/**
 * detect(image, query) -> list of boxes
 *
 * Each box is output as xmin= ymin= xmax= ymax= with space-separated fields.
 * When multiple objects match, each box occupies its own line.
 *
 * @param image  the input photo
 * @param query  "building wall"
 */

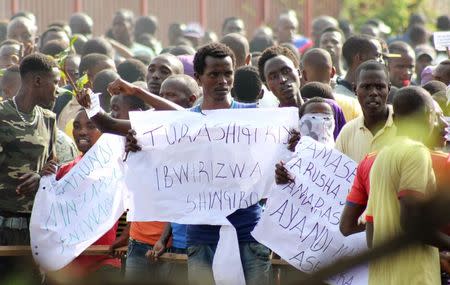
xmin=0 ymin=0 xmax=342 ymax=45
xmin=0 ymin=0 xmax=448 ymax=46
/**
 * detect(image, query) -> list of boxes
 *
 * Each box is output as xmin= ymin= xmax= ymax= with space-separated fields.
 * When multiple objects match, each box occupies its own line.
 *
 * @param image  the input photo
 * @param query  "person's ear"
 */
xmin=188 ymin=95 xmax=197 ymax=104
xmin=11 ymin=55 xmax=19 ymax=65
xmin=34 ymin=74 xmax=41 ymax=87
xmin=194 ymin=72 xmax=202 ymax=86
xmin=245 ymin=54 xmax=251 ymax=66
xmin=330 ymin=66 xmax=336 ymax=79
xmin=301 ymin=69 xmax=308 ymax=82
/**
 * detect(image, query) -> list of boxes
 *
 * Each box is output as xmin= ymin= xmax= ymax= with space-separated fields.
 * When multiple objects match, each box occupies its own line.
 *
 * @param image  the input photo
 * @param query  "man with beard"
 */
xmin=0 ymin=53 xmax=59 ymax=278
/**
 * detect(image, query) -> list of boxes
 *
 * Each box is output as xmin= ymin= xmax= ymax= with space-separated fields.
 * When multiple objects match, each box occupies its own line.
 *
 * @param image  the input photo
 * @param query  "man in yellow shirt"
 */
xmin=366 ymin=86 xmax=446 ymax=284
xmin=335 ymin=60 xmax=396 ymax=162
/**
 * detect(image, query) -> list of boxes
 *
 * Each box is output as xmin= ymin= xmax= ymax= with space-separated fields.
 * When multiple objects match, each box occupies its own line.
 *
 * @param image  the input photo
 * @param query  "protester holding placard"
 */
xmin=186 ymin=42 xmax=271 ymax=285
xmin=41 ymin=109 xmax=121 ymax=278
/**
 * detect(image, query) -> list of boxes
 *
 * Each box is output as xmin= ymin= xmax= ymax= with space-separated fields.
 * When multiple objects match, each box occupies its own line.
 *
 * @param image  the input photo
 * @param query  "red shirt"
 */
xmin=57 ymin=155 xmax=121 ymax=276
xmin=346 ymin=151 xmax=450 ymax=206
xmin=346 ymin=151 xmax=450 ymax=232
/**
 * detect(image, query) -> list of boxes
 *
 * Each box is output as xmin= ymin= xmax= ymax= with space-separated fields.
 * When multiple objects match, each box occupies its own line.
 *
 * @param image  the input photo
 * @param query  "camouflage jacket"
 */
xmin=0 ymin=99 xmax=56 ymax=213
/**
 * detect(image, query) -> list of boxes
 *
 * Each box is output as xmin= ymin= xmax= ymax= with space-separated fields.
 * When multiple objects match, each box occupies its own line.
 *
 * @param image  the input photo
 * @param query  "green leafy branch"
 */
xmin=53 ymin=35 xmax=88 ymax=96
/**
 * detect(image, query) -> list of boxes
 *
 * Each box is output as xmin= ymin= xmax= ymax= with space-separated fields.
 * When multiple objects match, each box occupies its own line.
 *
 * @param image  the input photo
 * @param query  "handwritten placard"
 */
xmin=252 ymin=136 xmax=368 ymax=285
xmin=30 ymin=134 xmax=127 ymax=271
xmin=125 ymin=108 xmax=298 ymax=224
xmin=434 ymin=31 xmax=450 ymax=51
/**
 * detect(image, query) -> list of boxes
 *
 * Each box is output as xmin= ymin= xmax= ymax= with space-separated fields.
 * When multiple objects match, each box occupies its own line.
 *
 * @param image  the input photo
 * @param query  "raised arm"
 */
xmin=107 ymin=78 xmax=185 ymax=111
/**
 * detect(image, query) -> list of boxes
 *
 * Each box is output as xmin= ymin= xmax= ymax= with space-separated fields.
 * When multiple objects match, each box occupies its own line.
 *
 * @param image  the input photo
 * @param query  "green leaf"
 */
xmin=69 ymin=35 xmax=78 ymax=48
xmin=0 ymin=69 xmax=5 ymax=77
xmin=76 ymin=74 xmax=88 ymax=91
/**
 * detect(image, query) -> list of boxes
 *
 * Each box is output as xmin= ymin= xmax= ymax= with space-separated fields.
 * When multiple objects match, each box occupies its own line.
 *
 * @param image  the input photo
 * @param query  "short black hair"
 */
xmin=355 ymin=60 xmax=389 ymax=84
xmin=388 ymin=41 xmax=414 ymax=55
xmin=117 ymin=58 xmax=148 ymax=83
xmin=41 ymin=39 xmax=69 ymax=57
xmin=249 ymin=34 xmax=275 ymax=53
xmin=162 ymin=74 xmax=200 ymax=98
xmin=222 ymin=17 xmax=242 ymax=33
xmin=82 ymin=37 xmax=114 ymax=58
xmin=220 ymin=33 xmax=250 ymax=66
xmin=393 ymin=86 xmax=431 ymax=118
xmin=342 ymin=35 xmax=378 ymax=67
xmin=135 ymin=15 xmax=158 ymax=37
xmin=437 ymin=15 xmax=450 ymax=31
xmin=93 ymin=69 xmax=120 ymax=112
xmin=10 ymin=11 xmax=35 ymax=22
xmin=258 ymin=45 xmax=299 ymax=83
xmin=169 ymin=45 xmax=196 ymax=56
xmin=300 ymin=82 xmax=335 ymax=100
xmin=321 ymin=26 xmax=345 ymax=39
xmin=299 ymin=97 xmax=332 ymax=118
xmin=0 ymin=39 xmax=20 ymax=47
xmin=115 ymin=9 xmax=134 ymax=23
xmin=422 ymin=80 xmax=447 ymax=96
xmin=232 ymin=65 xmax=262 ymax=103
xmin=79 ymin=53 xmax=112 ymax=75
xmin=117 ymin=94 xmax=148 ymax=111
xmin=193 ymin=42 xmax=235 ymax=75
xmin=19 ymin=53 xmax=58 ymax=78
xmin=40 ymin=26 xmax=68 ymax=48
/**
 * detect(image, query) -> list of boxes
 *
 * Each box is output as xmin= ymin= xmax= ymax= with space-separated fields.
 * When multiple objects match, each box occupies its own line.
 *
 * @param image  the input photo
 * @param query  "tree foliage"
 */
xmin=341 ymin=0 xmax=426 ymax=34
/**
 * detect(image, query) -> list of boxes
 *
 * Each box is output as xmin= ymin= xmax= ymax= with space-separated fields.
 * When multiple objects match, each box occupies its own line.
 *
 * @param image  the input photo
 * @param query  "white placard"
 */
xmin=252 ymin=136 xmax=369 ymax=285
xmin=125 ymin=107 xmax=298 ymax=285
xmin=433 ymin=31 xmax=450 ymax=51
xmin=125 ymin=107 xmax=298 ymax=223
xmin=30 ymin=134 xmax=127 ymax=271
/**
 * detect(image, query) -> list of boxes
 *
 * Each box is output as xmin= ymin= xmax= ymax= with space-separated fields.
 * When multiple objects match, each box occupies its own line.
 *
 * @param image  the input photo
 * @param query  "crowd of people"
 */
xmin=1 ymin=6 xmax=450 ymax=285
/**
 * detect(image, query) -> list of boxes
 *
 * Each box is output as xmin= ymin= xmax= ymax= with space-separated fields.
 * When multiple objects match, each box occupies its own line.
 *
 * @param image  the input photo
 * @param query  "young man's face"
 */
xmin=196 ymin=55 xmax=234 ymax=101
xmin=356 ymin=69 xmax=389 ymax=119
xmin=110 ymin=95 xmax=131 ymax=120
xmin=160 ymin=80 xmax=194 ymax=108
xmin=264 ymin=55 xmax=301 ymax=107
xmin=277 ymin=18 xmax=297 ymax=43
xmin=388 ymin=52 xmax=415 ymax=87
xmin=37 ymin=67 xmax=61 ymax=110
xmin=72 ymin=110 xmax=102 ymax=154
xmin=358 ymin=39 xmax=384 ymax=66
xmin=7 ymin=20 xmax=36 ymax=45
xmin=415 ymin=55 xmax=432 ymax=81
xmin=112 ymin=14 xmax=132 ymax=45
xmin=320 ymin=31 xmax=343 ymax=62
xmin=146 ymin=56 xmax=178 ymax=95
xmin=86 ymin=60 xmax=116 ymax=88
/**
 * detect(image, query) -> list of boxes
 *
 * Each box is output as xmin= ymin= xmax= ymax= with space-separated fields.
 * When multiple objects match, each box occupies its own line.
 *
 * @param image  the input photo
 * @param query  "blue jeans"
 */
xmin=125 ymin=239 xmax=171 ymax=281
xmin=187 ymin=242 xmax=272 ymax=285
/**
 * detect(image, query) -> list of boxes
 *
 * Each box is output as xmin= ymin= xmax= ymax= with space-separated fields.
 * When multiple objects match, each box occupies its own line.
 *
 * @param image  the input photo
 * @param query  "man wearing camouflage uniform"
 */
xmin=0 ymin=53 xmax=59 ymax=275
